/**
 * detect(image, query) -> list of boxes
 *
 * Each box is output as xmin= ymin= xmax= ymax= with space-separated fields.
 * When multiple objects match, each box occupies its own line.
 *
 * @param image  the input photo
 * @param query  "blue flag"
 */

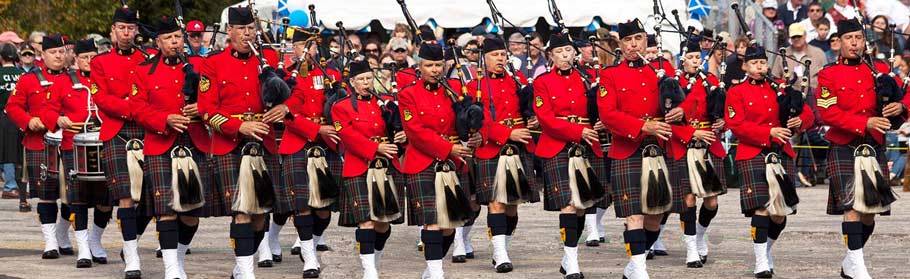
xmin=688 ymin=0 xmax=710 ymax=20
xmin=278 ymin=0 xmax=289 ymax=16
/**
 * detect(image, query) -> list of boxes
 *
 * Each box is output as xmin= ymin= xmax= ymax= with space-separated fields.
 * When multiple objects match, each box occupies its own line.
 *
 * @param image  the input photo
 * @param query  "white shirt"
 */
xmin=799 ymin=14 xmax=838 ymax=42
xmin=832 ymin=4 xmax=858 ymax=20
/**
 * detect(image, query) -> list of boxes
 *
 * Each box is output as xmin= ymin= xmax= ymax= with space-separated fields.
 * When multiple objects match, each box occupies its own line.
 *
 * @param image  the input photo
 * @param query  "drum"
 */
xmin=73 ymin=132 xmax=104 ymax=181
xmin=42 ymin=131 xmax=63 ymax=179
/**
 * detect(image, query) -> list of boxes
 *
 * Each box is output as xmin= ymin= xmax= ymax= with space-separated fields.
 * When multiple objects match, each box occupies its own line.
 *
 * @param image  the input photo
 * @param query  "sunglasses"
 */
xmin=189 ymin=33 xmax=203 ymax=38
xmin=393 ymin=48 xmax=407 ymax=53
xmin=20 ymin=52 xmax=35 ymax=57
xmin=365 ymin=48 xmax=380 ymax=53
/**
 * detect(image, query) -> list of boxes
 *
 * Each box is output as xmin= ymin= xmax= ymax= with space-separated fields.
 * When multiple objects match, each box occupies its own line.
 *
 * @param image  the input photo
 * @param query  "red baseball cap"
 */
xmin=186 ymin=20 xmax=205 ymax=32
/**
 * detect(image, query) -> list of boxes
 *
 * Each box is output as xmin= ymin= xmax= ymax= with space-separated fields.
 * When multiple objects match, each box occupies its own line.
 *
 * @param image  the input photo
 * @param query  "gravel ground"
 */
xmin=0 ymin=186 xmax=908 ymax=278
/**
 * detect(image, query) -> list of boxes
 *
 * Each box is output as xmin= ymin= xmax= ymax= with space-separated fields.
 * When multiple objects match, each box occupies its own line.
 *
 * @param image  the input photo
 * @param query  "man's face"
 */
xmin=790 ymin=35 xmax=806 ymax=50
xmin=549 ymin=45 xmax=576 ymax=70
xmin=76 ymin=51 xmax=97 ymax=71
xmin=830 ymin=37 xmax=841 ymax=51
xmin=157 ymin=30 xmax=184 ymax=57
xmin=484 ymin=49 xmax=507 ymax=74
xmin=227 ymin=23 xmax=256 ymax=52
xmin=744 ymin=58 xmax=768 ymax=78
xmin=111 ymin=22 xmax=137 ymax=49
xmin=621 ymin=33 xmax=646 ymax=61
xmin=29 ymin=36 xmax=43 ymax=53
xmin=808 ymin=4 xmax=824 ymax=20
xmin=20 ymin=51 xmax=35 ymax=64
xmin=292 ymin=41 xmax=317 ymax=62
xmin=509 ymin=41 xmax=525 ymax=55
xmin=529 ymin=38 xmax=542 ymax=57
xmin=188 ymin=31 xmax=204 ymax=48
xmin=42 ymin=46 xmax=66 ymax=70
xmin=817 ymin=24 xmax=830 ymax=39
xmin=390 ymin=47 xmax=408 ymax=62
xmin=840 ymin=31 xmax=864 ymax=59
xmin=579 ymin=45 xmax=594 ymax=63
xmin=763 ymin=8 xmax=777 ymax=19
xmin=419 ymin=59 xmax=444 ymax=83
xmin=345 ymin=35 xmax=362 ymax=54
xmin=683 ymin=52 xmax=702 ymax=73
xmin=329 ymin=41 xmax=341 ymax=58
xmin=464 ymin=43 xmax=479 ymax=62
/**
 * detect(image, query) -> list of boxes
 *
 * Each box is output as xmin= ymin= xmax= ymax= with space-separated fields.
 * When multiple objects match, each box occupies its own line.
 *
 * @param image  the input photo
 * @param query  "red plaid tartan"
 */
xmin=207 ymin=143 xmax=292 ymax=217
xmin=404 ymin=163 xmax=470 ymax=226
xmin=337 ymin=170 xmax=406 ymax=227
xmin=540 ymin=146 xmax=610 ymax=212
xmin=282 ymin=144 xmax=343 ymax=212
xmin=145 ymin=138 xmax=209 ymax=217
xmin=826 ymin=144 xmax=889 ymax=215
xmin=102 ymin=121 xmax=144 ymax=201
xmin=26 ymin=149 xmax=60 ymax=200
xmin=736 ymin=152 xmax=796 ymax=217
xmin=475 ymin=149 xmax=540 ymax=205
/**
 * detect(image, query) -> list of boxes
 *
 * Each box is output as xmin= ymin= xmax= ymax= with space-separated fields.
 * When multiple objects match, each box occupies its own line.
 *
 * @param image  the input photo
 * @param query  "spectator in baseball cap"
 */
xmin=18 ymin=44 xmax=38 ymax=72
xmin=0 ymin=31 xmax=24 ymax=45
xmin=185 ymin=20 xmax=209 ymax=56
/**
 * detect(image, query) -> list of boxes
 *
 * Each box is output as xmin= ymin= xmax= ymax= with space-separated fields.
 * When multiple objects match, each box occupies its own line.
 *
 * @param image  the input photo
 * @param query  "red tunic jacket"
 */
xmin=725 ymin=78 xmax=815 ymax=160
xmin=131 ymin=56 xmax=211 ymax=156
xmin=467 ymin=72 xmax=535 ymax=159
xmin=532 ymin=67 xmax=602 ymax=159
xmin=6 ymin=68 xmax=66 ymax=151
xmin=197 ymin=47 xmax=279 ymax=155
xmin=395 ymin=67 xmax=418 ymax=91
xmin=40 ymin=71 xmax=93 ymax=150
xmin=816 ymin=60 xmax=910 ymax=145
xmin=331 ymin=95 xmax=402 ymax=177
xmin=91 ymin=47 xmax=154 ymax=141
xmin=398 ymin=79 xmax=463 ymax=174
xmin=278 ymin=66 xmax=342 ymax=155
xmin=598 ymin=60 xmax=676 ymax=160
xmin=667 ymin=72 xmax=727 ymax=160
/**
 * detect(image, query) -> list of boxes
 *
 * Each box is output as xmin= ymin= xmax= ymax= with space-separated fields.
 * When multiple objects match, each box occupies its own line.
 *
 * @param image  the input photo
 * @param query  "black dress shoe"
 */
xmin=273 ymin=254 xmax=282 ymax=263
xmin=416 ymin=242 xmax=424 ymax=252
xmin=598 ymin=237 xmax=605 ymax=243
xmin=291 ymin=247 xmax=301 ymax=255
xmin=316 ymin=244 xmax=330 ymax=251
xmin=185 ymin=248 xmax=191 ymax=255
xmin=92 ymin=256 xmax=108 ymax=264
xmin=258 ymin=260 xmax=274 ymax=268
xmin=840 ymin=268 xmax=852 ymax=279
xmin=652 ymin=249 xmax=668 ymax=256
xmin=559 ymin=267 xmax=584 ymax=278
xmin=452 ymin=255 xmax=466 ymax=263
xmin=42 ymin=250 xmax=60 ymax=259
xmin=646 ymin=250 xmax=655 ymax=260
xmin=686 ymin=261 xmax=703 ymax=268
xmin=565 ymin=273 xmax=583 ymax=279
xmin=700 ymin=255 xmax=708 ymax=264
xmin=465 ymin=252 xmax=474 ymax=259
xmin=302 ymin=268 xmax=320 ymax=278
xmin=493 ymin=261 xmax=513 ymax=273
xmin=156 ymin=249 xmax=162 ymax=258
xmin=585 ymin=240 xmax=600 ymax=247
xmin=119 ymin=250 xmax=124 ymax=261
xmin=77 ymin=258 xmax=92 ymax=268
xmin=754 ymin=270 xmax=773 ymax=278
xmin=124 ymin=270 xmax=142 ymax=279
xmin=59 ymin=247 xmax=74 ymax=255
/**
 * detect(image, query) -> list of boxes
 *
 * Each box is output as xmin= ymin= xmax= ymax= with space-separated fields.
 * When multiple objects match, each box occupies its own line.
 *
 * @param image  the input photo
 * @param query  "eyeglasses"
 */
xmin=365 ymin=48 xmax=380 ymax=54
xmin=189 ymin=33 xmax=203 ymax=38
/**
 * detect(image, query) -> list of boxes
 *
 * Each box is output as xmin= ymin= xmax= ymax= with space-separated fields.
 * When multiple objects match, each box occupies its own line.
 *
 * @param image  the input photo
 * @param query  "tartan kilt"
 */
xmin=737 ymin=152 xmax=796 ymax=217
xmin=475 ymin=149 xmax=541 ymax=205
xmin=669 ymin=153 xmax=729 ymax=213
xmin=826 ymin=144 xmax=889 ymax=215
xmin=206 ymin=142 xmax=293 ymax=217
xmin=282 ymin=143 xmax=343 ymax=212
xmin=145 ymin=137 xmax=209 ymax=217
xmin=405 ymin=163 xmax=471 ymax=226
xmin=62 ymin=150 xmax=111 ymax=206
xmin=541 ymin=146 xmax=611 ymax=212
xmin=26 ymin=149 xmax=60 ymax=200
xmin=337 ymin=169 xmax=406 ymax=227
xmin=102 ymin=121 xmax=144 ymax=201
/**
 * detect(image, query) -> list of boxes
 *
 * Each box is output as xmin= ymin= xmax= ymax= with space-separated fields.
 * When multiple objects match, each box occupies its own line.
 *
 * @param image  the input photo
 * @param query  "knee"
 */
xmin=118 ymin=198 xmax=133 ymax=208
xmin=843 ymin=210 xmax=862 ymax=222
xmin=158 ymin=215 xmax=177 ymax=222
xmin=685 ymin=194 xmax=696 ymax=207
xmin=643 ymin=215 xmax=662 ymax=229
xmin=95 ymin=206 xmax=112 ymax=212
xmin=315 ymin=210 xmax=329 ymax=218
xmin=359 ymin=221 xmax=375 ymax=230
xmin=770 ymin=215 xmax=786 ymax=224
xmin=860 ymin=214 xmax=875 ymax=225
xmin=297 ymin=208 xmax=311 ymax=216
xmin=179 ymin=215 xmax=199 ymax=226
xmin=251 ymin=215 xmax=266 ymax=230
xmin=506 ymin=205 xmax=518 ymax=216
xmin=703 ymin=197 xmax=718 ymax=209
xmin=626 ymin=215 xmax=645 ymax=229
xmin=559 ymin=206 xmax=577 ymax=215
xmin=234 ymin=213 xmax=252 ymax=224
xmin=488 ymin=202 xmax=506 ymax=213
xmin=374 ymin=222 xmax=390 ymax=233
xmin=425 ymin=224 xmax=440 ymax=231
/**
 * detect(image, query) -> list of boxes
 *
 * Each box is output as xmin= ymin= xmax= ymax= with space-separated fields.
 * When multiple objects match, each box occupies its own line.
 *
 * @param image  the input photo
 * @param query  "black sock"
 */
xmin=681 ymin=206 xmax=697 ymax=236
xmin=698 ymin=204 xmax=718 ymax=228
xmin=645 ymin=228 xmax=661 ymax=248
xmin=37 ymin=203 xmax=58 ymax=224
xmin=230 ymin=222 xmax=256 ymax=257
xmin=488 ymin=213 xmax=508 ymax=236
xmin=253 ymin=230 xmax=266 ymax=253
xmin=294 ymin=214 xmax=314 ymax=241
xmin=177 ymin=219 xmax=198 ymax=246
xmin=136 ymin=215 xmax=153 ymax=236
xmin=422 ymin=230 xmax=444 ymax=261
xmin=862 ymin=222 xmax=875 ymax=247
xmin=356 ymin=229 xmax=376 ymax=254
xmin=751 ymin=215 xmax=770 ymax=244
xmin=576 ymin=214 xmax=586 ymax=240
xmin=375 ymin=227 xmax=391 ymax=251
xmin=442 ymin=232 xmax=456 ymax=256
xmin=117 ymin=207 xmax=138 ymax=241
xmin=93 ymin=208 xmax=112 ymax=228
xmin=505 ymin=215 xmax=518 ymax=236
xmin=273 ymin=212 xmax=290 ymax=226
xmin=60 ymin=203 xmax=71 ymax=221
xmin=624 ymin=229 xmax=647 ymax=256
xmin=842 ymin=222 xmax=864 ymax=250
xmin=71 ymin=205 xmax=89 ymax=231
xmin=313 ymin=213 xmax=331 ymax=238
xmin=768 ymin=217 xmax=787 ymax=241
xmin=559 ymin=214 xmax=579 ymax=247
xmin=157 ymin=220 xmax=179 ymax=250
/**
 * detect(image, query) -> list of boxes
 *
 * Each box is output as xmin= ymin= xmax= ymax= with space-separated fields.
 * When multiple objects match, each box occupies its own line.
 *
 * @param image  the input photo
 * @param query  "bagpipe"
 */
xmin=484 ymin=0 xmax=538 ymax=119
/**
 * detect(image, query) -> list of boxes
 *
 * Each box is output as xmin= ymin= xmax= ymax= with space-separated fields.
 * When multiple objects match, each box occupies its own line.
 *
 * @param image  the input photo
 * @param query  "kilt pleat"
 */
xmin=668 ymin=158 xmax=693 ymax=213
xmin=405 ymin=163 xmax=470 ymax=226
xmin=145 ymin=136 xmax=209 ymax=217
xmin=337 ymin=169 xmax=406 ymax=227
xmin=283 ymin=143 xmax=343 ymax=212
xmin=826 ymin=144 xmax=889 ymax=215
xmin=541 ymin=146 xmax=610 ymax=212
xmin=206 ymin=142 xmax=292 ymax=217
xmin=62 ymin=150 xmax=111 ymax=206
xmin=611 ymin=155 xmax=644 ymax=218
xmin=475 ymin=149 xmax=540 ymax=205
xmin=737 ymin=152 xmax=796 ymax=217
xmin=26 ymin=149 xmax=60 ymax=200
xmin=103 ymin=121 xmax=144 ymax=201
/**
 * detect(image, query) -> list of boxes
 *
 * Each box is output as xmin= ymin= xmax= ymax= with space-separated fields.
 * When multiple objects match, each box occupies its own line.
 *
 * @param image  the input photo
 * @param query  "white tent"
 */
xmin=222 ymin=0 xmax=690 ymax=52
